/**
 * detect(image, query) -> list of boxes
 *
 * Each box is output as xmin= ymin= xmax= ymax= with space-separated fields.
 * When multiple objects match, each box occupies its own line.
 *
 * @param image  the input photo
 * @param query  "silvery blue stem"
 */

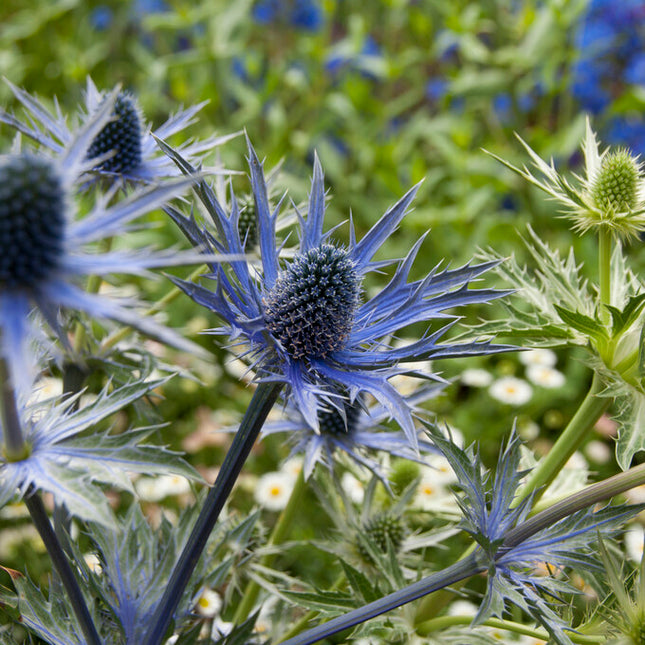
xmin=143 ymin=381 xmax=283 ymax=645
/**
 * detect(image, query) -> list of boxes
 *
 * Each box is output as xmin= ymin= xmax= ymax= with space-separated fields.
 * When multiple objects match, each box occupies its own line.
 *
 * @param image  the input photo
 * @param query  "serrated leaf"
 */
xmin=553 ymin=305 xmax=608 ymax=343
xmin=340 ymin=560 xmax=381 ymax=605
xmin=605 ymin=293 xmax=645 ymax=337
xmin=613 ymin=388 xmax=645 ymax=470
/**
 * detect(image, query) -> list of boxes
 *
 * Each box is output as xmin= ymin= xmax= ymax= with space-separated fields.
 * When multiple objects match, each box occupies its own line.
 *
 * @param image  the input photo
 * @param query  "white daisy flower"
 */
xmin=195 ymin=587 xmax=223 ymax=618
xmin=341 ymin=471 xmax=365 ymax=504
xmin=489 ymin=376 xmax=533 ymax=405
xmin=460 ymin=367 xmax=493 ymax=387
xmin=255 ymin=471 xmax=295 ymax=511
xmin=518 ymin=348 xmax=557 ymax=367
xmin=625 ymin=524 xmax=645 ymax=564
xmin=526 ymin=364 xmax=565 ymax=389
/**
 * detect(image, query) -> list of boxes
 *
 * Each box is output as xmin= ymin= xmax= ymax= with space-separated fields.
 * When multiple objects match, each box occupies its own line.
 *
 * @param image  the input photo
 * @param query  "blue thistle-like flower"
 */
xmin=0 ymin=77 xmax=238 ymax=186
xmin=0 ymin=90 xmax=209 ymax=390
xmin=165 ymin=139 xmax=509 ymax=450
xmin=262 ymin=384 xmax=443 ymax=479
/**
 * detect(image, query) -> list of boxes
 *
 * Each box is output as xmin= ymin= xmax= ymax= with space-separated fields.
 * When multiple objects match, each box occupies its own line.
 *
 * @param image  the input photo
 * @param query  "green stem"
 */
xmin=24 ymin=491 xmax=102 ymax=645
xmin=416 ymin=615 xmax=603 ymax=643
xmin=143 ymin=381 xmax=283 ymax=645
xmin=598 ymin=228 xmax=612 ymax=326
xmin=515 ymin=372 xmax=609 ymax=506
xmin=235 ymin=467 xmax=307 ymax=624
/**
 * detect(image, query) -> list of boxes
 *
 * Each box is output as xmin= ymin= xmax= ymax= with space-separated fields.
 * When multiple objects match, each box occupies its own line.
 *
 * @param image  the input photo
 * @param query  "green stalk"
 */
xmin=598 ymin=227 xmax=612 ymax=326
xmin=515 ymin=372 xmax=609 ymax=506
xmin=143 ymin=381 xmax=283 ymax=645
xmin=235 ymin=467 xmax=307 ymax=624
xmin=416 ymin=615 xmax=603 ymax=643
xmin=24 ymin=491 xmax=102 ymax=645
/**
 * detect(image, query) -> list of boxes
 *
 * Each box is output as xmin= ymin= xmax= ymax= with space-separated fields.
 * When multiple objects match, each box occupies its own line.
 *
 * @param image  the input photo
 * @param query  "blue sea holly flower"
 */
xmin=262 ymin=384 xmax=444 ymax=480
xmin=168 ymin=140 xmax=508 ymax=450
xmin=0 ymin=77 xmax=238 ymax=186
xmin=0 ymin=93 xmax=208 ymax=391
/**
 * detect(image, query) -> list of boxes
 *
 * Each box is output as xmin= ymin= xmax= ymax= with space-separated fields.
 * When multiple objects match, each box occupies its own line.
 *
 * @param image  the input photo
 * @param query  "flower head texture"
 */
xmin=167 ymin=139 xmax=508 ymax=450
xmin=262 ymin=384 xmax=443 ymax=480
xmin=0 ymin=77 xmax=237 ymax=186
xmin=0 ymin=91 xmax=208 ymax=390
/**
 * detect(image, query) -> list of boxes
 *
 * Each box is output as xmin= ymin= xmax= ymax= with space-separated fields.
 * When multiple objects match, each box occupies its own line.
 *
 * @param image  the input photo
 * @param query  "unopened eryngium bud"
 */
xmin=591 ymin=149 xmax=640 ymax=213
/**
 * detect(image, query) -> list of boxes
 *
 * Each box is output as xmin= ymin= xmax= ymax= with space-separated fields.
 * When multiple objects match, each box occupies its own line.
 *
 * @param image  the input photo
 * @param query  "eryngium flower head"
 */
xmin=169 ymin=139 xmax=508 ymax=450
xmin=0 ymin=91 xmax=205 ymax=390
xmin=488 ymin=118 xmax=645 ymax=241
xmin=262 ymin=385 xmax=442 ymax=479
xmin=0 ymin=77 xmax=238 ymax=186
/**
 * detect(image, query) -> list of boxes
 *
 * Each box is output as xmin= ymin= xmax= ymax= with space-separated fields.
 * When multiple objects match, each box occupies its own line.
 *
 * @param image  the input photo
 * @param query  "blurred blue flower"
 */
xmin=262 ymin=384 xmax=444 ymax=480
xmin=252 ymin=0 xmax=323 ymax=31
xmin=0 ymin=90 xmax=207 ymax=390
xmin=167 ymin=140 xmax=509 ymax=450
xmin=0 ymin=78 xmax=237 ymax=187
xmin=134 ymin=0 xmax=168 ymax=15
xmin=325 ymin=35 xmax=384 ymax=80
xmin=90 ymin=6 xmax=113 ymax=31
xmin=425 ymin=78 xmax=448 ymax=102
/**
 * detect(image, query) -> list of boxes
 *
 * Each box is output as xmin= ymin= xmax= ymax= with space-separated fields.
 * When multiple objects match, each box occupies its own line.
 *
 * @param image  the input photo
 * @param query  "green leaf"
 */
xmin=605 ymin=293 xmax=645 ymax=337
xmin=614 ymin=388 xmax=645 ymax=470
xmin=340 ymin=560 xmax=381 ymax=605
xmin=553 ymin=305 xmax=608 ymax=343
xmin=282 ymin=589 xmax=355 ymax=614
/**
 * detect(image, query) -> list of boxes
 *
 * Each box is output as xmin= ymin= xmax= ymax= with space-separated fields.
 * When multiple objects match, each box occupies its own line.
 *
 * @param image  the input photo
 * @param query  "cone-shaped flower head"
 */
xmin=86 ymin=91 xmax=143 ymax=175
xmin=0 ymin=90 xmax=206 ymax=391
xmin=0 ymin=77 xmax=238 ymax=186
xmin=169 ymin=139 xmax=509 ymax=450
xmin=489 ymin=118 xmax=645 ymax=241
xmin=0 ymin=154 xmax=66 ymax=288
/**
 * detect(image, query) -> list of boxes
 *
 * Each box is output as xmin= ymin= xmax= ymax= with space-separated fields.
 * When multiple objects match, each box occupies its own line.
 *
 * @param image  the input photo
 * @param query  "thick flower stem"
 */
xmin=234 ymin=467 xmax=307 ymax=624
xmin=24 ymin=490 xmax=102 ymax=645
xmin=279 ymin=462 xmax=645 ymax=645
xmin=278 ymin=553 xmax=483 ymax=645
xmin=514 ymin=372 xmax=609 ymax=506
xmin=598 ymin=228 xmax=612 ymax=326
xmin=143 ymin=381 xmax=283 ymax=645
xmin=0 ymin=358 xmax=25 ymax=459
